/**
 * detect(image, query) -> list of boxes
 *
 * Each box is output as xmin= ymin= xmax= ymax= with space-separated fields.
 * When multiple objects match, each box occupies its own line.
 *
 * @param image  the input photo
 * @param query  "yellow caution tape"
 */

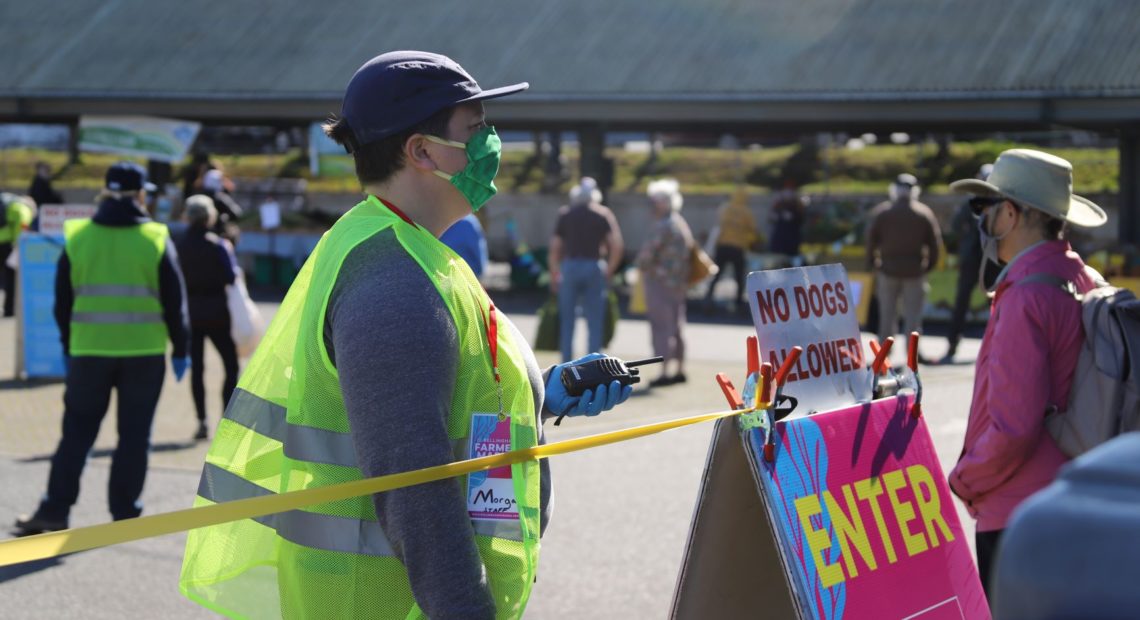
xmin=0 ymin=405 xmax=755 ymax=567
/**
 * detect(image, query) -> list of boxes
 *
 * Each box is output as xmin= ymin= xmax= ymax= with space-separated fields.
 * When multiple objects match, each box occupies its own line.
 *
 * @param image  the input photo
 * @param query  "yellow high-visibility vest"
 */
xmin=64 ymin=218 xmax=169 ymax=357
xmin=180 ymin=195 xmax=540 ymax=619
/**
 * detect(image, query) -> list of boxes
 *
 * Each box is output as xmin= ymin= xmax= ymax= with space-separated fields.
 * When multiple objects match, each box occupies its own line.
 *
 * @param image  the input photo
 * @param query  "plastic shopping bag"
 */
xmin=228 ymin=269 xmax=264 ymax=358
xmin=534 ymin=296 xmax=560 ymax=352
xmin=629 ymin=270 xmax=647 ymax=315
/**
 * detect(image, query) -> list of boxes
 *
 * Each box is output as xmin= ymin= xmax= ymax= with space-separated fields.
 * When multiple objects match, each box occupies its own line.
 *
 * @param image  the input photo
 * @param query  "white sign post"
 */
xmin=258 ymin=199 xmax=282 ymax=231
xmin=37 ymin=204 xmax=98 ymax=236
xmin=745 ymin=263 xmax=871 ymax=415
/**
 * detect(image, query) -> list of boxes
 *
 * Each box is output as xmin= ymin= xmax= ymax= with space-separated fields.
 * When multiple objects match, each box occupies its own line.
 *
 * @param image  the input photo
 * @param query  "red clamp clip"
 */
xmin=870 ymin=336 xmax=894 ymax=396
xmin=716 ymin=373 xmax=745 ymax=410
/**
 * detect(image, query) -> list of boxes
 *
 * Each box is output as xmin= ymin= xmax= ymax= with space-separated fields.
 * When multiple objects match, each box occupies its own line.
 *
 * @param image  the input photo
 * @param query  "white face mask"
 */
xmin=977 ymin=201 xmax=1017 ymax=291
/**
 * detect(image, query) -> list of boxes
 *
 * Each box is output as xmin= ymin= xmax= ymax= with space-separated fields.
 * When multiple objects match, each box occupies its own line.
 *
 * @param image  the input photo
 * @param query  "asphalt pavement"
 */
xmin=0 ymin=300 xmax=982 ymax=619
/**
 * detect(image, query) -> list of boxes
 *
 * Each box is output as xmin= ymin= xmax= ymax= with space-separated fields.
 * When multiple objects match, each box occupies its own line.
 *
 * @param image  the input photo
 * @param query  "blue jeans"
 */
xmin=559 ymin=259 xmax=607 ymax=362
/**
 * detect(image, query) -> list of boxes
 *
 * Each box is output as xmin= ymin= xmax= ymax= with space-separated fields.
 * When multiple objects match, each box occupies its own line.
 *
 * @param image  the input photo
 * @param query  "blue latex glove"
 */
xmin=172 ymin=356 xmax=189 ymax=382
xmin=545 ymin=353 xmax=635 ymax=420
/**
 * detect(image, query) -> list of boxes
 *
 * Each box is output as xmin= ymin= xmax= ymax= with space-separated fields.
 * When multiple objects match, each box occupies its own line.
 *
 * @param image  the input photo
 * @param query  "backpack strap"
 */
xmin=1018 ymin=272 xmax=1082 ymax=300
xmin=1086 ymin=265 xmax=1110 ymax=288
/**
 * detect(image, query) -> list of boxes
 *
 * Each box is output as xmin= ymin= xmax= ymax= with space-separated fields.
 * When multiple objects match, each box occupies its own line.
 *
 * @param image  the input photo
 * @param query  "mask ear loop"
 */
xmin=423 ymin=134 xmax=467 ymax=149
xmin=988 ymin=200 xmax=1020 ymax=242
xmin=422 ymin=134 xmax=468 ymax=181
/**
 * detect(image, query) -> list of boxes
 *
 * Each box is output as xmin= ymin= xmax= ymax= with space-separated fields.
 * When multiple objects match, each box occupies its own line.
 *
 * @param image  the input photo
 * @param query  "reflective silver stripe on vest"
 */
xmin=198 ymin=462 xmax=523 ymax=554
xmin=198 ymin=463 xmax=395 ymax=556
xmin=472 ymin=517 xmax=523 ymax=539
xmin=74 ymin=284 xmax=158 ymax=298
xmin=223 ymin=388 xmax=358 ymax=468
xmin=72 ymin=311 xmax=163 ymax=324
xmin=224 ymin=389 xmax=469 ymax=470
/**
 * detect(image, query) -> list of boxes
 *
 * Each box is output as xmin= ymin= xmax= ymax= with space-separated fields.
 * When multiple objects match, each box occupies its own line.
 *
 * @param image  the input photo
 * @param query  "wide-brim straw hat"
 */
xmin=949 ymin=148 xmax=1106 ymax=228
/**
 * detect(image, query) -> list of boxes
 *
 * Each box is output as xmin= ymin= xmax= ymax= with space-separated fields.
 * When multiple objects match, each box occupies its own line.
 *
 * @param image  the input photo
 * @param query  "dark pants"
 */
xmin=37 ymin=355 xmax=166 ymax=521
xmin=947 ymin=250 xmax=982 ymax=353
xmin=2 ymin=242 xmax=14 ymax=317
xmin=704 ymin=245 xmax=747 ymax=304
xmin=976 ymin=528 xmax=1004 ymax=604
xmin=190 ymin=322 xmax=239 ymax=421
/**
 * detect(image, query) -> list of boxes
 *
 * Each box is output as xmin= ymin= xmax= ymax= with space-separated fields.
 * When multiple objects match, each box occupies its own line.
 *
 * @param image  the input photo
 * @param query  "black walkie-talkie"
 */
xmin=554 ymin=356 xmax=663 ymax=425
xmin=560 ymin=356 xmax=664 ymax=397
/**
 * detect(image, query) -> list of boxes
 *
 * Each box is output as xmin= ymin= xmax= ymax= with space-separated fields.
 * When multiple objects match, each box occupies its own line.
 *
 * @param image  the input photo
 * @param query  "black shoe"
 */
xmin=14 ymin=514 xmax=68 ymax=536
xmin=671 ymin=373 xmax=688 ymax=384
xmin=649 ymin=376 xmax=675 ymax=388
xmin=194 ymin=422 xmax=209 ymax=441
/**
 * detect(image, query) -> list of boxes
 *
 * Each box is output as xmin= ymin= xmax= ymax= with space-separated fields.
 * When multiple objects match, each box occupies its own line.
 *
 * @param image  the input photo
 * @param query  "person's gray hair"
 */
xmin=569 ymin=177 xmax=602 ymax=206
xmin=647 ymin=177 xmax=683 ymax=211
xmin=96 ymin=188 xmax=145 ymax=203
xmin=185 ymin=194 xmax=218 ymax=228
xmin=888 ymin=182 xmax=921 ymax=202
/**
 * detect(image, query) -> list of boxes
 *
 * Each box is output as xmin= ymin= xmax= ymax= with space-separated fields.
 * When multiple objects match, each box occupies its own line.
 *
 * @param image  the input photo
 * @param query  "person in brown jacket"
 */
xmin=866 ymin=173 xmax=943 ymax=353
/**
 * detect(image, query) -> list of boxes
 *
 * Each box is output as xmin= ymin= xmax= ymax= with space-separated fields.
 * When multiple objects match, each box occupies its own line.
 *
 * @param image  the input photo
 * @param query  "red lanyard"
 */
xmin=487 ymin=303 xmax=500 ymax=382
xmin=486 ymin=302 xmax=505 ymax=420
xmin=375 ymin=196 xmax=417 ymax=228
xmin=378 ymin=194 xmax=503 ymax=418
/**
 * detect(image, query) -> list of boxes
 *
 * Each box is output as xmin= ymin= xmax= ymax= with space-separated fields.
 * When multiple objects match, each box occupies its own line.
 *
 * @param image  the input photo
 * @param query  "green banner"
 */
xmin=78 ymin=116 xmax=201 ymax=163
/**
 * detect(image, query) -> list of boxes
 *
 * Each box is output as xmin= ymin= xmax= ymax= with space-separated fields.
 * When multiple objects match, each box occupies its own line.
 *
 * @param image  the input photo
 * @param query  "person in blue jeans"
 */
xmin=548 ymin=177 xmax=623 ymax=362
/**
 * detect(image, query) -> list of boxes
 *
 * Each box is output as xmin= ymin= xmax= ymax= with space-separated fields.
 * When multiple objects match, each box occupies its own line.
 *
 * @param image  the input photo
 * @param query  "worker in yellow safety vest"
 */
xmin=179 ymin=51 xmax=635 ymax=619
xmin=0 ymin=193 xmax=35 ymax=316
xmin=15 ymin=162 xmax=190 ymax=535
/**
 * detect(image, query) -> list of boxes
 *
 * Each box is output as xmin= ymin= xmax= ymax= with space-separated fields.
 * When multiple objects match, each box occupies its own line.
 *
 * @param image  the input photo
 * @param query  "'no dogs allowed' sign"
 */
xmin=747 ymin=264 xmax=873 ymax=415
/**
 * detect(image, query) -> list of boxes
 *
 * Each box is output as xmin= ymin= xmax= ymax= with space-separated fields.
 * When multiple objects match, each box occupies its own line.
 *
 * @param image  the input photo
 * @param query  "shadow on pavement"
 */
xmin=16 ymin=440 xmax=201 ymax=463
xmin=0 ymin=555 xmax=66 ymax=584
xmin=0 ymin=377 xmax=65 ymax=390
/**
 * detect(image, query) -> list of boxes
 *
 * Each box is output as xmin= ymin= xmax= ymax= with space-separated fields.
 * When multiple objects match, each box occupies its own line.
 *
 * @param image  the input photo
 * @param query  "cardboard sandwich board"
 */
xmin=674 ymin=264 xmax=987 ymax=619
xmin=672 ymin=397 xmax=988 ymax=619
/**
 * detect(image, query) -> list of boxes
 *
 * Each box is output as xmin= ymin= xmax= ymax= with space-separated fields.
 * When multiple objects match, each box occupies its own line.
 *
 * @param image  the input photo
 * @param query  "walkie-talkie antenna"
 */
xmin=624 ymin=356 xmax=665 ymax=368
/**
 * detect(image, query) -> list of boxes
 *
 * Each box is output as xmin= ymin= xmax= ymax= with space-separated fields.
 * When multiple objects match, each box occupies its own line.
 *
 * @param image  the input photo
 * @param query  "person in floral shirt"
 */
xmin=636 ymin=178 xmax=693 ymax=387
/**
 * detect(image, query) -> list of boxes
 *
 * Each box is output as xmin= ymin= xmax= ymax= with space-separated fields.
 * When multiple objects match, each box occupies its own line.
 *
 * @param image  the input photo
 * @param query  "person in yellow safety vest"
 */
xmin=14 ymin=162 xmax=191 ymax=535
xmin=179 ymin=51 xmax=635 ymax=619
xmin=0 ymin=193 xmax=35 ymax=317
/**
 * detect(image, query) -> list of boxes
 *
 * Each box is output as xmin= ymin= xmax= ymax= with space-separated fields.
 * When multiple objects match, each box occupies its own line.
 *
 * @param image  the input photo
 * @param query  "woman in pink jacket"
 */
xmin=947 ymin=149 xmax=1107 ymax=599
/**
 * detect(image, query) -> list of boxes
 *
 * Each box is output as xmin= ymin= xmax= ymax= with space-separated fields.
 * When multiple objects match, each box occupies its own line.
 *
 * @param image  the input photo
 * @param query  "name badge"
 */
xmin=467 ymin=413 xmax=519 ymax=520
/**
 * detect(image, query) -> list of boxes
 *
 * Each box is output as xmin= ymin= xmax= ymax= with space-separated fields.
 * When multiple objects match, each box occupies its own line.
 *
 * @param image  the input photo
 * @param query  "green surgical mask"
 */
xmin=425 ymin=126 xmax=502 ymax=212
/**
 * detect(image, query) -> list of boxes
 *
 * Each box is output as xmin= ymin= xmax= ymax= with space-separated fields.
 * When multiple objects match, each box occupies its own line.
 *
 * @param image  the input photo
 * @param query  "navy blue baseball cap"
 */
xmin=341 ymin=51 xmax=528 ymax=150
xmin=104 ymin=161 xmax=148 ymax=192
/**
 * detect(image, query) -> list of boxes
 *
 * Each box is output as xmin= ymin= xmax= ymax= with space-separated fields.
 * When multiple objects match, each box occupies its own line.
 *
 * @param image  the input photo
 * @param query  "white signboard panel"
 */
xmin=746 ymin=264 xmax=871 ymax=415
xmin=37 ymin=204 xmax=98 ymax=236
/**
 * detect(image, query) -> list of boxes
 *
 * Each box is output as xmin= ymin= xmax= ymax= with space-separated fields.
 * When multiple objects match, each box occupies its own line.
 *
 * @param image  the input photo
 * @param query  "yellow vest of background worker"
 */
xmin=0 ymin=196 xmax=33 ymax=244
xmin=180 ymin=196 xmax=541 ymax=619
xmin=63 ymin=218 xmax=169 ymax=356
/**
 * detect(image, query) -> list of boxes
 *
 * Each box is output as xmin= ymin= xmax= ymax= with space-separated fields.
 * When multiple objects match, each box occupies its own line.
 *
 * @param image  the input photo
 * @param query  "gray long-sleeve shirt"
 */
xmin=324 ymin=228 xmax=552 ymax=620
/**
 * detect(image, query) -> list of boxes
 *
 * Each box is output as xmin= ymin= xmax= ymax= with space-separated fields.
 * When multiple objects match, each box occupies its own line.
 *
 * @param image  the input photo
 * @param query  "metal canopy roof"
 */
xmin=3 ymin=0 xmax=1140 ymax=130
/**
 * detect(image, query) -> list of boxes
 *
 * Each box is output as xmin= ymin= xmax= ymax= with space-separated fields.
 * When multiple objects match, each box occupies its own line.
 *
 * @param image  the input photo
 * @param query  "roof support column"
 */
xmin=577 ymin=124 xmax=607 ymax=192
xmin=68 ymin=121 xmax=81 ymax=164
xmin=1120 ymin=133 xmax=1140 ymax=245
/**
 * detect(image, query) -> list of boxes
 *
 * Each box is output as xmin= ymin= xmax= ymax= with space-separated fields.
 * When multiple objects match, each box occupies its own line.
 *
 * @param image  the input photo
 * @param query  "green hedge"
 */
xmin=0 ymin=139 xmax=1118 ymax=196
